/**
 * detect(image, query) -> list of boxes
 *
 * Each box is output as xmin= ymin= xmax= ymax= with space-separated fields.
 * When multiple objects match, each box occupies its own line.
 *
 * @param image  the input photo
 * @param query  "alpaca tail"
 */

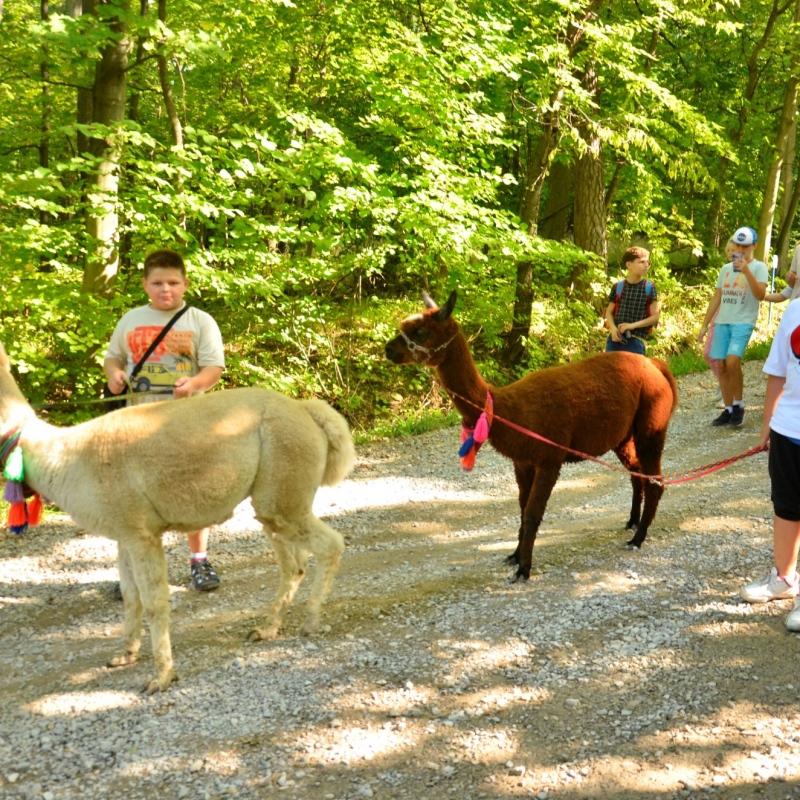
xmin=302 ymin=399 xmax=356 ymax=486
xmin=649 ymin=358 xmax=679 ymax=415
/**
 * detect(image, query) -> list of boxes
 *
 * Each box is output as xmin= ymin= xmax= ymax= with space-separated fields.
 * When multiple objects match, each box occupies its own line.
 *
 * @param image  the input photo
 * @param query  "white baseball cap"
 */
xmin=730 ymin=226 xmax=758 ymax=246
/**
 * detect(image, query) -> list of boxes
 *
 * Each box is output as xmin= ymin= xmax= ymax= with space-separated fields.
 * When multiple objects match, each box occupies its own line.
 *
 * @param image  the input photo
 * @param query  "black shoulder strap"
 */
xmin=130 ymin=305 xmax=191 ymax=381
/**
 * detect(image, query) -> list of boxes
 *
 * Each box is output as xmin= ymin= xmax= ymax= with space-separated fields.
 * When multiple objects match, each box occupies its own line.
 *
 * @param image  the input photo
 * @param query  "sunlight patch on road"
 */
xmin=25 ymin=690 xmax=140 ymax=716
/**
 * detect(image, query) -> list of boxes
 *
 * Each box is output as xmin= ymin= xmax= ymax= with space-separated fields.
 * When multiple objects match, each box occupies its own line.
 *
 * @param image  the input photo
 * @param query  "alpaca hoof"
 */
xmin=142 ymin=670 xmax=177 ymax=695
xmin=511 ymin=569 xmax=530 ymax=583
xmin=248 ymin=627 xmax=278 ymax=643
xmin=504 ymin=553 xmax=520 ymax=566
xmin=108 ymin=650 xmax=139 ymax=669
xmin=299 ymin=618 xmax=320 ymax=637
xmin=625 ymin=520 xmax=638 ymax=531
xmin=625 ymin=538 xmax=641 ymax=550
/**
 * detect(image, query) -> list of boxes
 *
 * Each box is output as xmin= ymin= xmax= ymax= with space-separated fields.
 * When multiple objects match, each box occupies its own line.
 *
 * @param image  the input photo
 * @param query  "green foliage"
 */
xmin=0 ymin=0 xmax=796 ymax=441
xmin=667 ymin=350 xmax=709 ymax=378
xmin=359 ymin=408 xmax=461 ymax=444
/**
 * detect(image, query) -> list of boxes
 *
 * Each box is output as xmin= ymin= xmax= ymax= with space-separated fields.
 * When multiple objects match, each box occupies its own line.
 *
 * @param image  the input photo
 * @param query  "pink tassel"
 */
xmin=456 ymin=392 xmax=493 ymax=472
xmin=473 ymin=412 xmax=490 ymax=443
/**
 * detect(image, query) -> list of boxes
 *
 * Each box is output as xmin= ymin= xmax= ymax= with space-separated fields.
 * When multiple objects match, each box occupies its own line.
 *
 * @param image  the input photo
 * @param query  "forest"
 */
xmin=0 ymin=0 xmax=798 ymax=437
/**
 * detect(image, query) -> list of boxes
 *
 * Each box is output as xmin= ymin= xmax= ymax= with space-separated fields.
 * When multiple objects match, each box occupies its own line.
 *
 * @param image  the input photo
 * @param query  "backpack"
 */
xmin=613 ymin=279 xmax=656 ymax=330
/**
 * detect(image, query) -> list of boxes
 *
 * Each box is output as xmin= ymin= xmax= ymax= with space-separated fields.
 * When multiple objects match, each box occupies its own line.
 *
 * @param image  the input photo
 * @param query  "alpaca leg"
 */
xmin=111 ymin=535 xmax=175 ymax=693
xmin=108 ymin=543 xmax=143 ymax=668
xmin=249 ymin=530 xmax=308 ymax=642
xmin=614 ymin=439 xmax=644 ymax=530
xmin=507 ymin=464 xmax=535 ymax=566
xmin=626 ymin=435 xmax=667 ymax=549
xmin=514 ymin=464 xmax=560 ymax=581
xmin=299 ymin=517 xmax=345 ymax=636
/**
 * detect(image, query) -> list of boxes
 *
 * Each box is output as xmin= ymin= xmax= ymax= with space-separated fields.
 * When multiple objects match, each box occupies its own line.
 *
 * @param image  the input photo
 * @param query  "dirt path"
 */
xmin=1 ymin=361 xmax=799 ymax=800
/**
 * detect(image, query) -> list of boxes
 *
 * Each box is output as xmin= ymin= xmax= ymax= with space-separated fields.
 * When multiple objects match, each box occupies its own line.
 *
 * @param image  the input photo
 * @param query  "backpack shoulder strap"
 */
xmin=130 ymin=305 xmax=192 ymax=381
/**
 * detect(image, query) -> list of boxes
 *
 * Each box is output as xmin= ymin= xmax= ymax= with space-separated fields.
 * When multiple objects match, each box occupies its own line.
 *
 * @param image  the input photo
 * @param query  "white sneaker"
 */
xmin=786 ymin=598 xmax=800 ymax=632
xmin=740 ymin=567 xmax=799 ymax=604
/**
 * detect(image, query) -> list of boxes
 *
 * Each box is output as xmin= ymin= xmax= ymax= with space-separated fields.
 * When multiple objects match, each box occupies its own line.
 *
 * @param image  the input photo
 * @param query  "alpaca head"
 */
xmin=384 ymin=290 xmax=459 ymax=366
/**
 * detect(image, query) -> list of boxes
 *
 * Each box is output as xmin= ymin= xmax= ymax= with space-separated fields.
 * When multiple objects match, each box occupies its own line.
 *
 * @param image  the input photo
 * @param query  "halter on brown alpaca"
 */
xmin=385 ymin=291 xmax=678 ymax=581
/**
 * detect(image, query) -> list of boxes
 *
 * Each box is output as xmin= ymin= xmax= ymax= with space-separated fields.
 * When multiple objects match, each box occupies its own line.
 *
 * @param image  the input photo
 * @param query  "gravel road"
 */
xmin=1 ymin=360 xmax=799 ymax=800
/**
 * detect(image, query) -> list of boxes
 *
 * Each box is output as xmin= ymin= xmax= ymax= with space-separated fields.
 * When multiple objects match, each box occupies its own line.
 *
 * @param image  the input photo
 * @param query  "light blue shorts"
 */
xmin=709 ymin=322 xmax=755 ymax=360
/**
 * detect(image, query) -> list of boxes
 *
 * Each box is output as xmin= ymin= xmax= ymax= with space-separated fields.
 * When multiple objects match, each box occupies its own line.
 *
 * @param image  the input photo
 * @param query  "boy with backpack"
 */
xmin=604 ymin=247 xmax=661 ymax=356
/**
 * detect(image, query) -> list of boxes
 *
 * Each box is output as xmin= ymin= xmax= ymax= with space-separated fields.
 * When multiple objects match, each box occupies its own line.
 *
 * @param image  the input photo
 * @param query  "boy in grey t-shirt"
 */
xmin=697 ymin=227 xmax=768 ymax=427
xmin=104 ymin=249 xmax=226 ymax=593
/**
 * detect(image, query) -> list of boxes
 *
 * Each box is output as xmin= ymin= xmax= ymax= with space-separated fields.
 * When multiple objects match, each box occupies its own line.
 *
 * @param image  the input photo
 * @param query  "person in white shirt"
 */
xmin=739 ymin=297 xmax=800 ymax=631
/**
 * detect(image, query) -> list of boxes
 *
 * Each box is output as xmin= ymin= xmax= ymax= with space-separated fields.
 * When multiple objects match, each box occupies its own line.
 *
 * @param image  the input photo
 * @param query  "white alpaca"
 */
xmin=0 ymin=341 xmax=355 ymax=693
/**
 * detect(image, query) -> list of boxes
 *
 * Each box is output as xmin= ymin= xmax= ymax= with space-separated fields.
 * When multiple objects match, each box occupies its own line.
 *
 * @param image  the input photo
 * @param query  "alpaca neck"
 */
xmin=0 ymin=373 xmax=63 ymax=497
xmin=0 ymin=374 xmax=37 ymax=437
xmin=435 ymin=333 xmax=491 ymax=424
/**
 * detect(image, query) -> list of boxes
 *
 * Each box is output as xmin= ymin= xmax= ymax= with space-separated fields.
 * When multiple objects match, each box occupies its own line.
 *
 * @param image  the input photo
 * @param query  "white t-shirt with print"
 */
xmin=764 ymin=299 xmax=800 ymax=440
xmin=105 ymin=304 xmax=225 ymax=402
xmin=715 ymin=259 xmax=768 ymax=326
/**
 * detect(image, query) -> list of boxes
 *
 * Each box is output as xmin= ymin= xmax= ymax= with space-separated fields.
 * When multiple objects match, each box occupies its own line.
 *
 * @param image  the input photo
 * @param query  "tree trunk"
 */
xmin=776 ymin=119 xmax=797 ymax=270
xmin=539 ymin=160 xmax=572 ymax=241
xmin=37 ymin=0 xmax=54 ymax=271
xmin=157 ymin=0 xmax=183 ymax=149
xmin=573 ymin=140 xmax=606 ymax=261
xmin=572 ymin=61 xmax=606 ymax=302
xmin=755 ymin=0 xmax=800 ymax=262
xmin=517 ymin=99 xmax=563 ymax=236
xmin=503 ymin=0 xmax=605 ymax=366
xmin=774 ymin=172 xmax=800 ymax=265
xmin=82 ymin=0 xmax=131 ymax=297
xmin=127 ymin=0 xmax=149 ymax=122
xmin=40 ymin=1 xmax=51 ymax=217
xmin=755 ymin=74 xmax=799 ymax=262
xmin=704 ymin=0 xmax=793 ymax=244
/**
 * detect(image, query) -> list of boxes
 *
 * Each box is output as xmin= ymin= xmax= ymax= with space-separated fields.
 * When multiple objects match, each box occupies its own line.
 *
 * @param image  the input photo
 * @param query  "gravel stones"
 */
xmin=2 ymin=361 xmax=800 ymax=799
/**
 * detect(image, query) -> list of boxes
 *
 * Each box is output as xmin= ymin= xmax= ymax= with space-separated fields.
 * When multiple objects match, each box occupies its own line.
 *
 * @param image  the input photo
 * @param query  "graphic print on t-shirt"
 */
xmin=127 ymin=327 xmax=194 ymax=393
xmin=790 ymin=324 xmax=800 ymax=363
xmin=721 ymin=271 xmax=747 ymax=306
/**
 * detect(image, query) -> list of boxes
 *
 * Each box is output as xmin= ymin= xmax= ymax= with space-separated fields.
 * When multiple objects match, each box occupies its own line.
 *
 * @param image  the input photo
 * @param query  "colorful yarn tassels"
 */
xmin=458 ymin=392 xmax=494 ymax=472
xmin=2 ymin=432 xmax=42 ymax=535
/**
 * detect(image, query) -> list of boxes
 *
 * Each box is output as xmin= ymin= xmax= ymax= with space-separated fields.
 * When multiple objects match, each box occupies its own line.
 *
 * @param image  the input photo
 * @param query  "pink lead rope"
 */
xmin=450 ymin=389 xmax=766 ymax=485
xmin=459 ymin=392 xmax=494 ymax=471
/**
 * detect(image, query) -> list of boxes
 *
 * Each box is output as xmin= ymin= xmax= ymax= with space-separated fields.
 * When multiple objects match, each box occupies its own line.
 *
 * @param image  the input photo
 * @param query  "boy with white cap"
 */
xmin=697 ymin=226 xmax=768 ymax=427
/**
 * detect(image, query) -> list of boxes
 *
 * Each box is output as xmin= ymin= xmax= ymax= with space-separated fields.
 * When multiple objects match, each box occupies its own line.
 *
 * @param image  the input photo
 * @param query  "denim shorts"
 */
xmin=605 ymin=335 xmax=646 ymax=356
xmin=709 ymin=323 xmax=755 ymax=360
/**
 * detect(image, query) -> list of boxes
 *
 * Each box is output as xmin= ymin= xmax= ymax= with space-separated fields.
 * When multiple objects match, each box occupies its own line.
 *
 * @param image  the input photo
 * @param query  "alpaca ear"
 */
xmin=0 ymin=341 xmax=9 ymax=372
xmin=422 ymin=292 xmax=437 ymax=310
xmin=435 ymin=290 xmax=457 ymax=322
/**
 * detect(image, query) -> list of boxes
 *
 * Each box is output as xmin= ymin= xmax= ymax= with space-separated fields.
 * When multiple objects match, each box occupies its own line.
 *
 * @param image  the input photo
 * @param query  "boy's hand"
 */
xmin=788 ymin=271 xmax=797 ymax=287
xmin=106 ymin=369 xmax=129 ymax=396
xmin=172 ymin=376 xmax=195 ymax=399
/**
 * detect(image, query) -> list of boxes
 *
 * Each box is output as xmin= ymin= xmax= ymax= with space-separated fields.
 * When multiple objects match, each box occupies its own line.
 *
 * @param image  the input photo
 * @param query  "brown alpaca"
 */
xmin=385 ymin=291 xmax=678 ymax=580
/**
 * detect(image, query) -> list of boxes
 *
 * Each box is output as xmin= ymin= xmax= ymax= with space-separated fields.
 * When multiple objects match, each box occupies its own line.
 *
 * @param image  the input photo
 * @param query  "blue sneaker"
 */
xmin=191 ymin=559 xmax=220 ymax=591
